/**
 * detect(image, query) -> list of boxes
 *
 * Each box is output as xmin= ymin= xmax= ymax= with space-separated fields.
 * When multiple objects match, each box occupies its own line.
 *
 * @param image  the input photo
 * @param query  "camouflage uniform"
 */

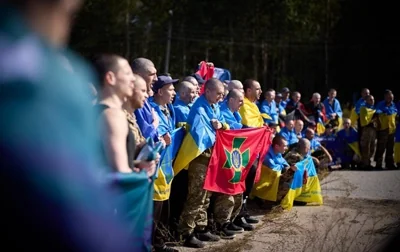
xmin=178 ymin=151 xmax=234 ymax=236
xmin=213 ymin=193 xmax=242 ymax=224
xmin=360 ymin=126 xmax=376 ymax=166
xmin=375 ymin=129 xmax=394 ymax=167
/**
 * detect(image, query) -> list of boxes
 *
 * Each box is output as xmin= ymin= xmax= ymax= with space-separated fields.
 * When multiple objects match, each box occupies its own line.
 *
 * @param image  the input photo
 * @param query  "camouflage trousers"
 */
xmin=213 ymin=193 xmax=243 ymax=224
xmin=374 ymin=129 xmax=394 ymax=166
xmin=360 ymin=126 xmax=376 ymax=166
xmin=276 ymin=169 xmax=295 ymax=201
xmin=178 ymin=155 xmax=236 ymax=235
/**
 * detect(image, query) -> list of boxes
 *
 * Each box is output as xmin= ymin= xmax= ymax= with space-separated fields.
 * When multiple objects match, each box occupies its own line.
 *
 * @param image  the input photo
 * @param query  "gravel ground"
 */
xmin=177 ymin=169 xmax=400 ymax=252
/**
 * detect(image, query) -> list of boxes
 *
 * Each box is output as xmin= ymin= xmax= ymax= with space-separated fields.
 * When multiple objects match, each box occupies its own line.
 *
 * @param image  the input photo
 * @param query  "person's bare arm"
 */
xmin=102 ymin=109 xmax=132 ymax=173
xmin=320 ymin=145 xmax=333 ymax=163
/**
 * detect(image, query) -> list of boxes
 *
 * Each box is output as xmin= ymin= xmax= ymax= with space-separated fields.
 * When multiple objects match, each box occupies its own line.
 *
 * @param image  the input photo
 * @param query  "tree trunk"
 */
xmin=252 ymin=29 xmax=258 ymax=79
xmin=261 ymin=41 xmax=268 ymax=87
xmin=125 ymin=0 xmax=130 ymax=60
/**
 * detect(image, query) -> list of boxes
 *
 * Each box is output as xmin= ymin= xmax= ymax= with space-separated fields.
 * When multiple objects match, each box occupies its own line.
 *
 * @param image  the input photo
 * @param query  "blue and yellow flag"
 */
xmin=154 ymin=127 xmax=185 ymax=201
xmin=173 ymin=95 xmax=228 ymax=175
xmin=281 ymin=156 xmax=323 ymax=210
xmin=359 ymin=105 xmax=376 ymax=127
xmin=376 ymin=101 xmax=397 ymax=134
xmin=239 ymin=97 xmax=271 ymax=127
xmin=336 ymin=127 xmax=361 ymax=157
xmin=316 ymin=117 xmax=326 ymax=136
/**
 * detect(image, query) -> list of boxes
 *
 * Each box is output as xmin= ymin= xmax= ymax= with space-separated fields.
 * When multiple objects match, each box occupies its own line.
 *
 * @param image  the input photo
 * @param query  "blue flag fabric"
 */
xmin=154 ymin=127 xmax=184 ymax=201
xmin=213 ymin=67 xmax=231 ymax=81
xmin=281 ymin=156 xmax=323 ymax=210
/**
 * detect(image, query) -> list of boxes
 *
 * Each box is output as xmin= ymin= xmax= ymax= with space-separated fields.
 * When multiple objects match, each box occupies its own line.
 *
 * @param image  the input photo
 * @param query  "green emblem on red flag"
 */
xmin=223 ymin=137 xmax=250 ymax=183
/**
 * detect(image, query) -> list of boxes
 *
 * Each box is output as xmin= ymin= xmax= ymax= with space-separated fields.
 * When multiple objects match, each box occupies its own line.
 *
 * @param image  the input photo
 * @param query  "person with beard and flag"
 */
xmin=233 ymin=79 xmax=270 ymax=229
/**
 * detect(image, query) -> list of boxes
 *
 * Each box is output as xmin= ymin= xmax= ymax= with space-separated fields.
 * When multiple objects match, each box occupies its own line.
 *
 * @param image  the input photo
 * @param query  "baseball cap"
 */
xmin=281 ymin=87 xmax=290 ymax=93
xmin=276 ymin=92 xmax=283 ymax=98
xmin=152 ymin=75 xmax=179 ymax=93
xmin=191 ymin=73 xmax=205 ymax=84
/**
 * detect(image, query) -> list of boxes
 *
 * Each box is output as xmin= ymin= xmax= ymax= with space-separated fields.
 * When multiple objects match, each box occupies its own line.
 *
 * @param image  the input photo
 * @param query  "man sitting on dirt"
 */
xmin=251 ymin=135 xmax=297 ymax=209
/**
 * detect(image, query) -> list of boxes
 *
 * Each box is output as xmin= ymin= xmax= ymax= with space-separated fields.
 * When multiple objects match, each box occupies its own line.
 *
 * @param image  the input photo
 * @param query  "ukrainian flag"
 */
xmin=394 ymin=120 xmax=400 ymax=163
xmin=337 ymin=127 xmax=361 ymax=157
xmin=316 ymin=117 xmax=326 ymax=136
xmin=154 ymin=127 xmax=185 ymax=201
xmin=359 ymin=105 xmax=376 ymax=127
xmin=251 ymin=165 xmax=281 ymax=202
xmin=376 ymin=101 xmax=397 ymax=134
xmin=350 ymin=98 xmax=366 ymax=128
xmin=173 ymin=95 xmax=228 ymax=175
xmin=281 ymin=156 xmax=323 ymax=210
xmin=239 ymin=97 xmax=271 ymax=127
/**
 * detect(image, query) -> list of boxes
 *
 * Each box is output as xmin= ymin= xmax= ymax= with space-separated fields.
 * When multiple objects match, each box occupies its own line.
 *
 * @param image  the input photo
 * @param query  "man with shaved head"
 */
xmin=175 ymin=78 xmax=234 ymax=247
xmin=304 ymin=92 xmax=327 ymax=135
xmin=359 ymin=95 xmax=378 ymax=169
xmin=305 ymin=128 xmax=332 ymax=169
xmin=174 ymin=81 xmax=197 ymax=126
xmin=132 ymin=58 xmax=161 ymax=143
xmin=220 ymin=89 xmax=244 ymax=130
xmin=227 ymin=80 xmax=244 ymax=93
xmin=259 ymin=90 xmax=278 ymax=126
xmin=350 ymin=88 xmax=370 ymax=128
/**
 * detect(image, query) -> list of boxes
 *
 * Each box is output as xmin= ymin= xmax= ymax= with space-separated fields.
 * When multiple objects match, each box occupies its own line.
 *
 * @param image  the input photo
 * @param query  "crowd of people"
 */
xmin=1 ymin=1 xmax=399 ymax=252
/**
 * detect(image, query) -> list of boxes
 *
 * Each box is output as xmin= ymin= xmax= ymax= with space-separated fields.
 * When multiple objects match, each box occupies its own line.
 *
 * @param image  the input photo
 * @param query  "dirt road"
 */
xmin=177 ymin=170 xmax=400 ymax=252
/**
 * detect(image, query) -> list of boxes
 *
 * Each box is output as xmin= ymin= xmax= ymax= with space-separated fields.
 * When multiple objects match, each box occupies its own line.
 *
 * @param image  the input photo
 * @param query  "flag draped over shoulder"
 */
xmin=154 ymin=127 xmax=185 ymax=201
xmin=281 ymin=156 xmax=323 ymax=210
xmin=239 ymin=97 xmax=271 ymax=127
xmin=203 ymin=127 xmax=272 ymax=195
xmin=110 ymin=171 xmax=154 ymax=251
xmin=376 ymin=101 xmax=397 ymax=134
xmin=173 ymin=95 xmax=227 ymax=175
xmin=359 ymin=105 xmax=376 ymax=127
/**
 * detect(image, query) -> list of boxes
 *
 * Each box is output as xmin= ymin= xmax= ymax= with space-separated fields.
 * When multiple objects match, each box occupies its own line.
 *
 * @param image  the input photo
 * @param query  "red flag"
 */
xmin=203 ymin=127 xmax=272 ymax=195
xmin=196 ymin=61 xmax=215 ymax=95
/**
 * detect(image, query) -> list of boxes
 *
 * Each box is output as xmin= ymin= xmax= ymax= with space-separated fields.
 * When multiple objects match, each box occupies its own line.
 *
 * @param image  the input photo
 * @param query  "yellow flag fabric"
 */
xmin=250 ymin=165 xmax=281 ymax=201
xmin=239 ymin=97 xmax=270 ymax=127
xmin=360 ymin=107 xmax=376 ymax=127
xmin=379 ymin=114 xmax=396 ymax=134
xmin=281 ymin=156 xmax=323 ymax=210
xmin=350 ymin=108 xmax=359 ymax=127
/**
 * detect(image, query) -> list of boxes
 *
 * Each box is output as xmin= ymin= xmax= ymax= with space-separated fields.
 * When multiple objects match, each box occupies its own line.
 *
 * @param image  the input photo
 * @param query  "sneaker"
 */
xmin=245 ymin=215 xmax=259 ymax=224
xmin=216 ymin=223 xmax=236 ymax=239
xmin=195 ymin=230 xmax=220 ymax=242
xmin=154 ymin=245 xmax=179 ymax=252
xmin=182 ymin=234 xmax=205 ymax=248
xmin=233 ymin=217 xmax=254 ymax=231
xmin=227 ymin=222 xmax=244 ymax=233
